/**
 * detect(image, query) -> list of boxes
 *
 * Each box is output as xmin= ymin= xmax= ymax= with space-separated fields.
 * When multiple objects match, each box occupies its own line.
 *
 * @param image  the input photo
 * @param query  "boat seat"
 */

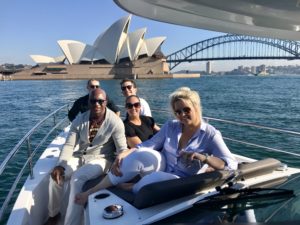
xmin=83 ymin=175 xmax=140 ymax=203
xmin=131 ymin=170 xmax=231 ymax=209
xmin=83 ymin=158 xmax=283 ymax=209
xmin=83 ymin=170 xmax=231 ymax=208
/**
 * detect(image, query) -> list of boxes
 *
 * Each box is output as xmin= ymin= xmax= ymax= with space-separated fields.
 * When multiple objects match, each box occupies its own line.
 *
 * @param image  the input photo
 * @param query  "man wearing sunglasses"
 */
xmin=120 ymin=78 xmax=152 ymax=116
xmin=45 ymin=88 xmax=129 ymax=225
xmin=68 ymin=79 xmax=120 ymax=121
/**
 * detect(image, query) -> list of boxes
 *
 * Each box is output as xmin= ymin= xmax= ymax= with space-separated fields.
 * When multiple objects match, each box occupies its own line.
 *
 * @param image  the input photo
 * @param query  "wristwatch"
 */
xmin=203 ymin=153 xmax=209 ymax=163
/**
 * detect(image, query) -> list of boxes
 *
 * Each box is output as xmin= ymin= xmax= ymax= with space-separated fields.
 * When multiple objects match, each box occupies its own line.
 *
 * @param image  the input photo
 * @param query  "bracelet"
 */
xmin=203 ymin=153 xmax=209 ymax=164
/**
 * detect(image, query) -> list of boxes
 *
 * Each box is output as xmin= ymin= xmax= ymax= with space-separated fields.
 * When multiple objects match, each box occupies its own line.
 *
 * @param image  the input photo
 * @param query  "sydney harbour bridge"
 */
xmin=166 ymin=34 xmax=300 ymax=70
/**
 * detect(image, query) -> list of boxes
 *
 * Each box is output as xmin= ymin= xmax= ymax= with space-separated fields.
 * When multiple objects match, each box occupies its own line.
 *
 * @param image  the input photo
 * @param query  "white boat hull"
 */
xmin=6 ymin=128 xmax=300 ymax=225
xmin=85 ymin=155 xmax=300 ymax=225
xmin=6 ymin=127 xmax=69 ymax=225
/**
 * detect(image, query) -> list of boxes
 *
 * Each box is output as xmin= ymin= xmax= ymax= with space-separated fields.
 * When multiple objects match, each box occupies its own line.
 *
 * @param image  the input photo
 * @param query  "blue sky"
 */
xmin=1 ymin=0 xmax=298 ymax=71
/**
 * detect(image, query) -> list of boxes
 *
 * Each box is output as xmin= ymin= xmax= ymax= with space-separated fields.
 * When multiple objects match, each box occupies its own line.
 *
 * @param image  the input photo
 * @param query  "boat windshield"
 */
xmin=152 ymin=173 xmax=300 ymax=224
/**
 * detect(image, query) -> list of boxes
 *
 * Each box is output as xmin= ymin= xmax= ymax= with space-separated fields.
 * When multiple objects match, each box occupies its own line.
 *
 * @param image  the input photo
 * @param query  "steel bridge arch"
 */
xmin=166 ymin=34 xmax=300 ymax=70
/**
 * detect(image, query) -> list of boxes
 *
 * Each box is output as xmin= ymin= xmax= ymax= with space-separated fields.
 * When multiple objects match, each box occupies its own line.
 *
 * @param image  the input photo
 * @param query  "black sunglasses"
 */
xmin=121 ymin=85 xmax=133 ymax=91
xmin=126 ymin=102 xmax=141 ymax=109
xmin=90 ymin=85 xmax=99 ymax=89
xmin=174 ymin=107 xmax=191 ymax=116
xmin=90 ymin=99 xmax=106 ymax=105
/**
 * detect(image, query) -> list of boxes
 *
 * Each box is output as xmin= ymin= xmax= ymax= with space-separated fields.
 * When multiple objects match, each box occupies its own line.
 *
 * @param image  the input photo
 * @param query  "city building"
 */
xmin=30 ymin=15 xmax=166 ymax=66
xmin=16 ymin=15 xmax=171 ymax=79
xmin=206 ymin=61 xmax=211 ymax=74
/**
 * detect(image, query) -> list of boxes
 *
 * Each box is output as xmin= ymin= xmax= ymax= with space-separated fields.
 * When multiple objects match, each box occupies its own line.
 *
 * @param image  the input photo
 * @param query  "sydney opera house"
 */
xmin=16 ymin=15 xmax=171 ymax=80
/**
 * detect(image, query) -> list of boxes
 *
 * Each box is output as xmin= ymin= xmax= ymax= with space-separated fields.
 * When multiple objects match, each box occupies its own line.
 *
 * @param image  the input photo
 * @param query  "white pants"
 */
xmin=108 ymin=148 xmax=179 ymax=193
xmin=48 ymin=157 xmax=111 ymax=225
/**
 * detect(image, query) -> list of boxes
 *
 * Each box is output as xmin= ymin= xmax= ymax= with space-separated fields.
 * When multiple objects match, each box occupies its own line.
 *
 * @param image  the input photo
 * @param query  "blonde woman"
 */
xmin=74 ymin=87 xmax=237 ymax=205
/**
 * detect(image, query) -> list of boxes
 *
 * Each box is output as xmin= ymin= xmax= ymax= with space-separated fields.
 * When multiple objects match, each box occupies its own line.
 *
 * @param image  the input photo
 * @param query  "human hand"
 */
xmin=111 ymin=157 xmax=122 ymax=177
xmin=51 ymin=166 xmax=65 ymax=185
xmin=75 ymin=192 xmax=89 ymax=205
xmin=111 ymin=149 xmax=133 ymax=176
xmin=205 ymin=166 xmax=215 ymax=172
xmin=179 ymin=150 xmax=198 ymax=166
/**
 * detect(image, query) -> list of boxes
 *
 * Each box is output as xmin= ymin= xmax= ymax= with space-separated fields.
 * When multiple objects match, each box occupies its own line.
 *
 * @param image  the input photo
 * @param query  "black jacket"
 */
xmin=68 ymin=94 xmax=120 ymax=121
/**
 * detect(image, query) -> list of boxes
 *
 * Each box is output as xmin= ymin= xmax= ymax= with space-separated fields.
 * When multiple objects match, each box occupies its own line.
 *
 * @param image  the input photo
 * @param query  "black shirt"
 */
xmin=124 ymin=116 xmax=156 ymax=142
xmin=68 ymin=94 xmax=120 ymax=121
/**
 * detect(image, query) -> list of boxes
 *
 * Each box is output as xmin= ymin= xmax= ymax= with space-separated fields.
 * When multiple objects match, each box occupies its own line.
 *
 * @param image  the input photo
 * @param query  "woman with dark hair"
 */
xmin=124 ymin=95 xmax=160 ymax=148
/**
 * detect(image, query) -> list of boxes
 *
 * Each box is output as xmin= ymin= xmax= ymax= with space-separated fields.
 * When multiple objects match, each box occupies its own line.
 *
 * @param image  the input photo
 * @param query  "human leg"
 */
xmin=108 ymin=148 xmax=165 ymax=185
xmin=132 ymin=171 xmax=179 ymax=193
xmin=64 ymin=158 xmax=110 ymax=225
xmin=48 ymin=177 xmax=65 ymax=217
xmin=45 ymin=157 xmax=80 ymax=225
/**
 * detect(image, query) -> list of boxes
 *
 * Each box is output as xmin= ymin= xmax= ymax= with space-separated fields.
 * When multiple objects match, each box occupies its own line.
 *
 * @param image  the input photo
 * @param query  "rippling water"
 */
xmin=1 ymin=75 xmax=300 ymax=222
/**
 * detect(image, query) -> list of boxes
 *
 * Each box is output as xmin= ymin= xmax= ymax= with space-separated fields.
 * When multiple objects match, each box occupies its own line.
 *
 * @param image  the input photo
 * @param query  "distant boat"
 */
xmin=254 ymin=71 xmax=269 ymax=76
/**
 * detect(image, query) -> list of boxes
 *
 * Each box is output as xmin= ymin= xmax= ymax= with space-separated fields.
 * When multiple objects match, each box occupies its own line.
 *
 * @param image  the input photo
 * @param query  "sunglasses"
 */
xmin=174 ymin=107 xmax=191 ymax=116
xmin=90 ymin=99 xmax=106 ymax=105
xmin=126 ymin=102 xmax=141 ymax=109
xmin=90 ymin=85 xmax=99 ymax=89
xmin=121 ymin=85 xmax=133 ymax=91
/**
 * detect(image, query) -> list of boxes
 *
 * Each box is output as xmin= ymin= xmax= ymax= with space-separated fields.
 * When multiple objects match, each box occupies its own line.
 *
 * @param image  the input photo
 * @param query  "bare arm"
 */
xmin=194 ymin=152 xmax=225 ymax=170
xmin=153 ymin=123 xmax=160 ymax=132
xmin=180 ymin=151 xmax=225 ymax=170
xmin=127 ymin=136 xmax=142 ymax=148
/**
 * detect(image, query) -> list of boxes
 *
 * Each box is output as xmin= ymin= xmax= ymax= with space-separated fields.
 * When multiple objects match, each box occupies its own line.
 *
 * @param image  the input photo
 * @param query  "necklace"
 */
xmin=89 ymin=116 xmax=105 ymax=143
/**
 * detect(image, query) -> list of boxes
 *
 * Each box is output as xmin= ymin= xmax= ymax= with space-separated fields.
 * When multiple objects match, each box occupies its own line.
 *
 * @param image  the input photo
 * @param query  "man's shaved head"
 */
xmin=89 ymin=88 xmax=106 ymax=100
xmin=89 ymin=88 xmax=107 ymax=118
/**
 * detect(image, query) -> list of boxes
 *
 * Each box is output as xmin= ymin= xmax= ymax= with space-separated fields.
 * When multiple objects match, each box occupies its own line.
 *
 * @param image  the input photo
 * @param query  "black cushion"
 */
xmin=133 ymin=170 xmax=231 ymax=209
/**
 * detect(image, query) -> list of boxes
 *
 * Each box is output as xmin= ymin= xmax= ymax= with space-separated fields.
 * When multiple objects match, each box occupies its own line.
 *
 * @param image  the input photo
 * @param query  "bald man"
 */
xmin=45 ymin=89 xmax=128 ymax=225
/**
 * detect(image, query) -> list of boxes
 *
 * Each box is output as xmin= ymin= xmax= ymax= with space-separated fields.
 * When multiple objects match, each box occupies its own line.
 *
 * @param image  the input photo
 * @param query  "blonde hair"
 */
xmin=169 ymin=87 xmax=202 ymax=119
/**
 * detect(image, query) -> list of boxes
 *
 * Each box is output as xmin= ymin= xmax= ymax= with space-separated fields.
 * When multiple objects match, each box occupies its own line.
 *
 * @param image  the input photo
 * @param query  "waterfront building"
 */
xmin=19 ymin=15 xmax=170 ymax=79
xmin=206 ymin=61 xmax=211 ymax=74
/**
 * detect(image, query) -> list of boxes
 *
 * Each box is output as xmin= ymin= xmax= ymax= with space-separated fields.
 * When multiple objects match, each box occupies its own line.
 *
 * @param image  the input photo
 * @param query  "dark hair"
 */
xmin=125 ymin=95 xmax=140 ymax=120
xmin=125 ymin=95 xmax=140 ymax=104
xmin=120 ymin=78 xmax=136 ymax=88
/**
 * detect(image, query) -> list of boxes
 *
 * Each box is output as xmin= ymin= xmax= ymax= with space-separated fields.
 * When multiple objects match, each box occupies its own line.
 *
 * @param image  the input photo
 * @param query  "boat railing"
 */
xmin=0 ymin=104 xmax=70 ymax=221
xmin=144 ymin=107 xmax=300 ymax=160
xmin=203 ymin=116 xmax=300 ymax=158
xmin=1 ymin=104 xmax=300 ymax=222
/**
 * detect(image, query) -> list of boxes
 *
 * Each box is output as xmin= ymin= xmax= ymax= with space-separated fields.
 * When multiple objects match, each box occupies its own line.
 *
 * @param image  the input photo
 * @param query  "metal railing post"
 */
xmin=27 ymin=137 xmax=34 ymax=179
xmin=53 ymin=114 xmax=57 ymax=126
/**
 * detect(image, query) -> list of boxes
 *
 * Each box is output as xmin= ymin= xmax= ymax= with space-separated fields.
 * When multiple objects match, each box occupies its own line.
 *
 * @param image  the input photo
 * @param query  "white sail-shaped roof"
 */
xmin=131 ymin=28 xmax=147 ymax=60
xmin=30 ymin=55 xmax=65 ymax=64
xmin=93 ymin=50 xmax=106 ymax=61
xmin=80 ymin=47 xmax=104 ymax=62
xmin=93 ymin=32 xmax=104 ymax=49
xmin=93 ymin=15 xmax=131 ymax=64
xmin=30 ymin=14 xmax=166 ymax=65
xmin=118 ymin=37 xmax=130 ymax=61
xmin=138 ymin=41 xmax=149 ymax=56
xmin=54 ymin=55 xmax=66 ymax=63
xmin=67 ymin=42 xmax=88 ymax=64
xmin=57 ymin=40 xmax=86 ymax=64
xmin=79 ymin=45 xmax=95 ymax=62
xmin=118 ymin=27 xmax=147 ymax=61
xmin=143 ymin=37 xmax=166 ymax=56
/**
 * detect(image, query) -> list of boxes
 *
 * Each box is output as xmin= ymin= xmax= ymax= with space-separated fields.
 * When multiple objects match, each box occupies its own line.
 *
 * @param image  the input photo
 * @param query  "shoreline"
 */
xmin=2 ymin=59 xmax=200 ymax=81
xmin=3 ymin=71 xmax=200 ymax=81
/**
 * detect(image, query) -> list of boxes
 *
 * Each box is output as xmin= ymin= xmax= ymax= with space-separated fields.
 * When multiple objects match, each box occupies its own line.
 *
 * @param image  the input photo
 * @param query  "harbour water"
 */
xmin=1 ymin=75 xmax=300 ymax=222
